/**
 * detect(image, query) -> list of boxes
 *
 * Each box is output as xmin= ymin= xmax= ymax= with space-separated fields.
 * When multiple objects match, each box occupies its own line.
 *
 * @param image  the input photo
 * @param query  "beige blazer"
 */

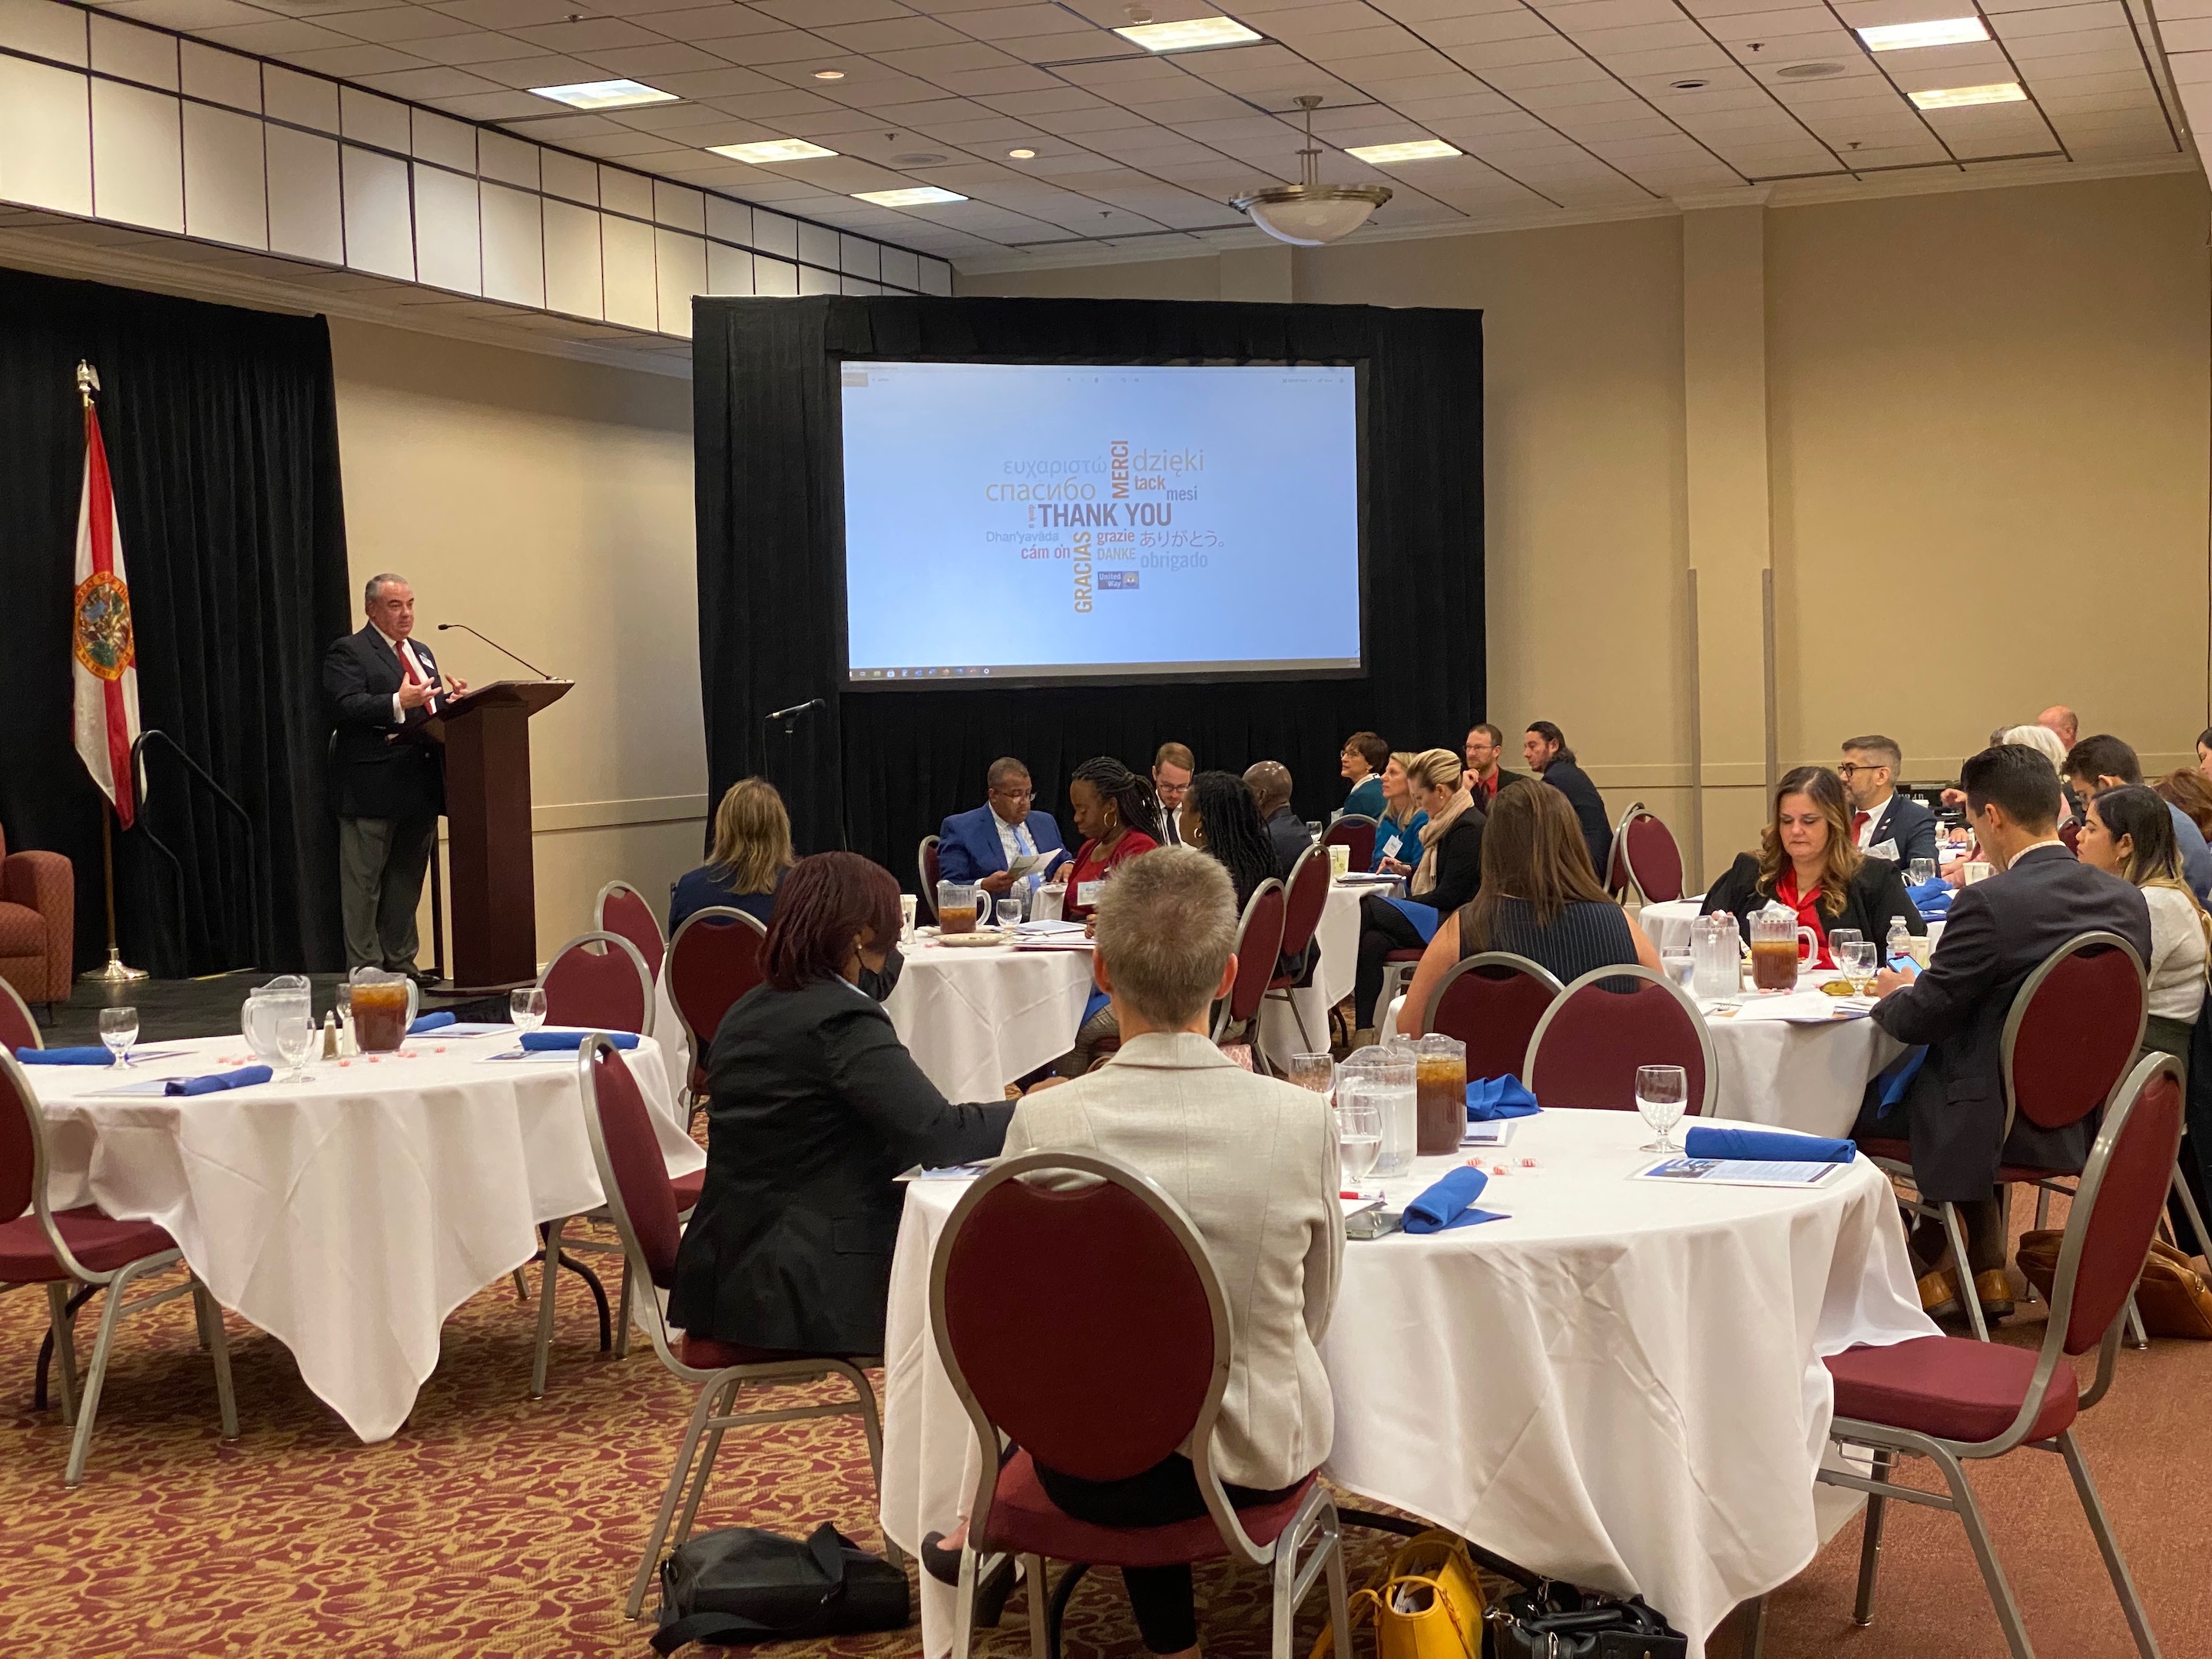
xmin=1001 ymin=1031 xmax=1342 ymax=1491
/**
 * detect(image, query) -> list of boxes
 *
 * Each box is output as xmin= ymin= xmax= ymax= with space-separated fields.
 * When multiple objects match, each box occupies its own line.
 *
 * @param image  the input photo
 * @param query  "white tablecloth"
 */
xmin=1257 ymin=881 xmax=1364 ymax=1066
xmin=1704 ymin=1000 xmax=1903 ymax=1137
xmin=1638 ymin=898 xmax=1943 ymax=957
xmin=28 ymin=1028 xmax=700 ymax=1443
xmin=884 ymin=942 xmax=1095 ymax=1101
xmin=879 ymin=1110 xmax=1934 ymax=1659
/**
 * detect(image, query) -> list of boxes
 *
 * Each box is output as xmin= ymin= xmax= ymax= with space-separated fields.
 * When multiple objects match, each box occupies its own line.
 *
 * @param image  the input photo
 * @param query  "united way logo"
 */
xmin=73 ymin=572 xmax=134 ymax=681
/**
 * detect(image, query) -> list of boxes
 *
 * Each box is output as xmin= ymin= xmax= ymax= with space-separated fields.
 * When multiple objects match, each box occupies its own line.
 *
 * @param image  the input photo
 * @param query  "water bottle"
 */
xmin=1886 ymin=917 xmax=1910 ymax=969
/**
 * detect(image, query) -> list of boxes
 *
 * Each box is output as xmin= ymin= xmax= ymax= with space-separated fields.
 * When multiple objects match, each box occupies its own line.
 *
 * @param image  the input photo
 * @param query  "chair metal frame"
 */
xmin=1211 ymin=878 xmax=1286 ymax=1067
xmin=1604 ymin=800 xmax=1644 ymax=899
xmin=1321 ymin=813 xmax=1379 ymax=872
xmin=1416 ymin=950 xmax=1564 ymax=1051
xmin=574 ymin=1035 xmax=898 ymax=1619
xmin=1262 ymin=846 xmax=1334 ymax=1052
xmin=1866 ymin=930 xmax=2145 ymax=1343
xmin=0 ymin=1049 xmax=237 ymax=1485
xmin=1618 ymin=810 xmax=1686 ymax=906
xmin=0 ymin=979 xmax=42 ymax=1053
xmin=919 ymin=836 xmax=942 ymax=922
xmin=1805 ymin=1051 xmax=2180 ymax=1659
xmin=541 ymin=929 xmax=656 ymax=1038
xmin=594 ymin=879 xmax=668 ymax=982
xmin=1522 ymin=962 xmax=1719 ymax=1118
xmin=929 ymin=1150 xmax=1350 ymax=1659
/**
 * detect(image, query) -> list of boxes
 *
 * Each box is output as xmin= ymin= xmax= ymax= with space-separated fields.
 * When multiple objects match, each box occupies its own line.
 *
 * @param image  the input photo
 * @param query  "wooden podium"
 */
xmin=424 ymin=678 xmax=572 ymax=992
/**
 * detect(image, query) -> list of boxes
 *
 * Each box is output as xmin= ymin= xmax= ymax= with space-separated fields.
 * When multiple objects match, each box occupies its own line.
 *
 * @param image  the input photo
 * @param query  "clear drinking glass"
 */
xmin=511 ymin=985 xmax=548 ymax=1032
xmin=1635 ymin=1063 xmax=1689 ymax=1154
xmin=1336 ymin=1098 xmax=1382 ymax=1190
xmin=1908 ymin=857 xmax=1936 ymax=889
xmin=1841 ymin=940 xmax=1879 ymax=994
xmin=1828 ymin=928 xmax=1862 ymax=960
xmin=98 ymin=1006 xmax=138 ymax=1068
xmin=1286 ymin=1051 xmax=1335 ymax=1095
xmin=995 ymin=892 xmax=1024 ymax=928
xmin=1661 ymin=947 xmax=1694 ymax=990
xmin=275 ymin=1012 xmax=316 ymax=1081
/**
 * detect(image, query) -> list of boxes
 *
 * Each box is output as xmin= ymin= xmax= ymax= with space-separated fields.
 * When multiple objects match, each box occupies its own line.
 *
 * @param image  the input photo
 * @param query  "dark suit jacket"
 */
xmin=1471 ymin=769 xmax=1530 ymax=810
xmin=935 ymin=803 xmax=1067 ymax=885
xmin=1263 ymin=804 xmax=1314 ymax=882
xmin=322 ymin=624 xmax=445 ymax=820
xmin=1416 ymin=810 xmax=1486 ymax=917
xmin=1539 ymin=760 xmax=1611 ymax=882
xmin=1702 ymin=853 xmax=1925 ymax=947
xmin=1856 ymin=843 xmax=2151 ymax=1202
xmin=1861 ymin=794 xmax=1939 ymax=869
xmin=669 ymin=866 xmax=780 ymax=935
xmin=667 ymin=975 xmax=1013 ymax=1354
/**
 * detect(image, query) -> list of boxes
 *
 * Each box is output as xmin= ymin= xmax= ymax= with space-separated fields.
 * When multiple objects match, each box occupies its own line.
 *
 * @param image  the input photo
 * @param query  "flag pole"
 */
xmin=71 ymin=359 xmax=147 ymax=986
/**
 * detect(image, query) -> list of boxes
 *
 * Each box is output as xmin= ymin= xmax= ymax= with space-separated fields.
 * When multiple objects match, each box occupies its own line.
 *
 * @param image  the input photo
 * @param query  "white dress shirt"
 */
xmin=993 ymin=810 xmax=1043 ymax=890
xmin=373 ymin=626 xmax=439 ymax=724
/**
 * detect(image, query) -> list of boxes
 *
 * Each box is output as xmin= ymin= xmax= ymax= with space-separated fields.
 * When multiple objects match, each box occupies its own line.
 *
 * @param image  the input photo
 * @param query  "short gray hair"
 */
xmin=1092 ymin=846 xmax=1236 ymax=1027
xmin=1841 ymin=733 xmax=1902 ymax=772
xmin=364 ymin=571 xmax=409 ymax=607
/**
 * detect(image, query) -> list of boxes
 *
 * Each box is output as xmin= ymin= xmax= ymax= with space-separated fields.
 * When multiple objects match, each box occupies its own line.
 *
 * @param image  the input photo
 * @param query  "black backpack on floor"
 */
xmin=651 ymin=1523 xmax=909 ymax=1654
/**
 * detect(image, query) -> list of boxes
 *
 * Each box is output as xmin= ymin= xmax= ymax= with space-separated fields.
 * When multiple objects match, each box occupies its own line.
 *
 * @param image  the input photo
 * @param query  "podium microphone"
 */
xmin=766 ymin=697 xmax=826 ymax=723
xmin=436 ymin=622 xmax=555 ymax=679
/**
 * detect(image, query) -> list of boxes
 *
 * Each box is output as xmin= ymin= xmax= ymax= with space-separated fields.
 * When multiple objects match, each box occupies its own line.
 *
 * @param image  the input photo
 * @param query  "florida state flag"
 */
xmin=71 ymin=363 xmax=141 ymax=828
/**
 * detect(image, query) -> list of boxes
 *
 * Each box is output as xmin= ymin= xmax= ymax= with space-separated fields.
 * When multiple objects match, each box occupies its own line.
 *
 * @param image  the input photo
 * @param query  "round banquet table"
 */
xmin=882 ymin=939 xmax=1096 ymax=1101
xmin=26 ymin=1028 xmax=700 ymax=1443
xmin=1257 ymin=881 xmax=1366 ymax=1068
xmin=1637 ymin=897 xmax=1945 ymax=957
xmin=877 ymin=1110 xmax=1935 ymax=1659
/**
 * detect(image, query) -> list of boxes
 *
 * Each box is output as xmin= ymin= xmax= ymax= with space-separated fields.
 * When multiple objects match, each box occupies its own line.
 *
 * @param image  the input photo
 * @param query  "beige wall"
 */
xmin=328 ymin=320 xmax=704 ymax=962
xmin=964 ymin=171 xmax=2212 ymax=884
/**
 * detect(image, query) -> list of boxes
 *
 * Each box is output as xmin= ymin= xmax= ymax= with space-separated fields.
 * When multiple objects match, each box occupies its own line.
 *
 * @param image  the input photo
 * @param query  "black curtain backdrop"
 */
xmin=694 ymin=295 xmax=1483 ymax=874
xmin=0 ymin=267 xmax=353 ymax=978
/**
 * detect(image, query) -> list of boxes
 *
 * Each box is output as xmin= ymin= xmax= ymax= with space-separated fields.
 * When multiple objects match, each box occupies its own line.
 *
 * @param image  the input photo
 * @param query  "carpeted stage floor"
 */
xmin=8 ymin=978 xmax=2210 ymax=1656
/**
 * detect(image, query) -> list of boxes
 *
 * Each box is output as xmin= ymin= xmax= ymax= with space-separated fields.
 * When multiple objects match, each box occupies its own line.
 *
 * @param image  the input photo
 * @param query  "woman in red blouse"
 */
xmin=1061 ymin=755 xmax=1162 ymax=922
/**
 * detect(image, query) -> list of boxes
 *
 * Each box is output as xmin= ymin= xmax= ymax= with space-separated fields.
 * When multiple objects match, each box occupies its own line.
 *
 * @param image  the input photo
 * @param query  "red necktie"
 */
xmin=1851 ymin=810 xmax=1869 ymax=839
xmin=398 ymin=641 xmax=438 ymax=713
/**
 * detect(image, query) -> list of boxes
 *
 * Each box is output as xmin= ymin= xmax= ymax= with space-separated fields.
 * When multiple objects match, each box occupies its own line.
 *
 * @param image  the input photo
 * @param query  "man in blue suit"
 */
xmin=1840 ymin=735 xmax=1939 ymax=869
xmin=937 ymin=757 xmax=1068 ymax=898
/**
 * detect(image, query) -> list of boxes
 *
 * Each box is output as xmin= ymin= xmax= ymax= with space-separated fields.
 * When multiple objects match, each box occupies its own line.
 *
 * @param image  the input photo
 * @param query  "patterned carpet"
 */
xmin=3 ymin=1227 xmax=2208 ymax=1658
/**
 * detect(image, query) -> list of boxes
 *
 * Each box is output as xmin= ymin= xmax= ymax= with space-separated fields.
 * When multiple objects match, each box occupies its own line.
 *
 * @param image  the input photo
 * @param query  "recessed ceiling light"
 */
xmin=1345 ymin=138 xmax=1461 ymax=164
xmin=1008 ymin=147 xmax=1037 ymax=159
xmin=892 ymin=151 xmax=948 ymax=167
xmin=1858 ymin=16 xmax=1989 ymax=50
xmin=1114 ymin=15 xmax=1262 ymax=51
xmin=710 ymin=138 xmax=839 ymax=163
xmin=1909 ymin=80 xmax=2026 ymax=108
xmin=529 ymin=78 xmax=676 ymax=111
xmin=813 ymin=68 xmax=845 ymax=79
xmin=1669 ymin=78 xmax=1708 ymax=89
xmin=1773 ymin=61 xmax=1846 ymax=78
xmin=854 ymin=186 xmax=966 ymax=207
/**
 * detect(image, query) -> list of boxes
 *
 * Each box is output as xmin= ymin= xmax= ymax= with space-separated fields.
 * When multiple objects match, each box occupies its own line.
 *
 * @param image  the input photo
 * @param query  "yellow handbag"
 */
xmin=1311 ymin=1529 xmax=1488 ymax=1659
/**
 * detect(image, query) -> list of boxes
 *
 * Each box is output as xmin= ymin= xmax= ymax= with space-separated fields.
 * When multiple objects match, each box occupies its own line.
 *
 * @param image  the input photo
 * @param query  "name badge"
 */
xmin=1077 ymin=880 xmax=1104 ymax=909
xmin=1380 ymin=833 xmax=1403 ymax=860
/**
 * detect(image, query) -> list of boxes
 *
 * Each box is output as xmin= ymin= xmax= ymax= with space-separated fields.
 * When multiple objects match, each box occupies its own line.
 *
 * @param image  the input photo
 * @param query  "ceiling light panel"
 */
xmin=1856 ymin=17 xmax=1990 ymax=50
xmin=528 ymin=79 xmax=677 ymax=111
xmin=1114 ymin=17 xmax=1264 ymax=53
xmin=710 ymin=139 xmax=841 ymax=163
xmin=855 ymin=187 xmax=969 ymax=206
xmin=1344 ymin=139 xmax=1462 ymax=164
xmin=1909 ymin=81 xmax=2027 ymax=108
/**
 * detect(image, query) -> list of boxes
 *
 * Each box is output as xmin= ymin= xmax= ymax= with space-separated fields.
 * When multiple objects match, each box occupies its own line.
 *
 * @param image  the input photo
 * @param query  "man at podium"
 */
xmin=323 ymin=572 xmax=469 ymax=978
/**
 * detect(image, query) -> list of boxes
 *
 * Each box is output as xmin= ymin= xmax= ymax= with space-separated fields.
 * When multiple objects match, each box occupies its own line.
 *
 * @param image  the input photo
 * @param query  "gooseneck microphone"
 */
xmin=435 ymin=622 xmax=555 ymax=679
xmin=766 ymin=697 xmax=826 ymax=723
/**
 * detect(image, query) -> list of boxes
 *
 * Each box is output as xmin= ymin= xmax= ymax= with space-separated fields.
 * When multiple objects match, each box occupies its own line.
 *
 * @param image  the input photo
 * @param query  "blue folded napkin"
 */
xmin=164 ymin=1065 xmax=273 ymax=1097
xmin=1683 ymin=1124 xmax=1855 ymax=1164
xmin=1874 ymin=1046 xmax=1929 ymax=1117
xmin=15 ymin=1047 xmax=113 ymax=1065
xmin=1379 ymin=896 xmax=1441 ymax=945
xmin=1401 ymin=1165 xmax=1505 ymax=1233
xmin=518 ymin=1028 xmax=640 ymax=1052
xmin=408 ymin=1012 xmax=455 ymax=1035
xmin=1466 ymin=1076 xmax=1541 ymax=1121
xmin=1906 ymin=877 xmax=1949 ymax=906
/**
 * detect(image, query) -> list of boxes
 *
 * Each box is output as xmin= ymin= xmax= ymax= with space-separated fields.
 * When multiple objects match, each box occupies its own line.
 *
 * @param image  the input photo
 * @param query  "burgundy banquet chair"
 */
xmin=1522 ymin=963 xmax=1716 ymax=1116
xmin=1618 ymin=810 xmax=1685 ymax=905
xmin=1796 ymin=1051 xmax=2183 ymax=1659
xmin=1211 ymin=879 xmax=1286 ymax=1066
xmin=1263 ymin=846 xmax=1333 ymax=1051
xmin=594 ymin=880 xmax=667 ymax=983
xmin=575 ymin=1035 xmax=896 ymax=1619
xmin=1320 ymin=814 xmax=1376 ymax=873
xmin=666 ymin=906 xmax=769 ymax=1099
xmin=930 ymin=1150 xmax=1350 ymax=1659
xmin=540 ymin=930 xmax=655 ymax=1037
xmin=0 ymin=1050 xmax=237 ymax=1485
xmin=1419 ymin=951 xmax=1562 ymax=1081
xmin=1858 ymin=930 xmax=2144 ymax=1342
xmin=0 ymin=980 xmax=41 ymax=1054
xmin=1603 ymin=801 xmax=1643 ymax=900
xmin=919 ymin=836 xmax=942 ymax=922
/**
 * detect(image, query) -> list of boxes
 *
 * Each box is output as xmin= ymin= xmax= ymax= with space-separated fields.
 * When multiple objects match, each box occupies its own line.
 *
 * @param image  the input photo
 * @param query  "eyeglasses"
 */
xmin=990 ymin=786 xmax=1035 ymax=803
xmin=1836 ymin=763 xmax=1889 ymax=780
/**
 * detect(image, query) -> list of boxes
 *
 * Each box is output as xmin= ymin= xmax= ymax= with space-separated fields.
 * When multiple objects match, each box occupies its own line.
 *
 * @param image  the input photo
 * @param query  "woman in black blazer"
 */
xmin=1353 ymin=748 xmax=1486 ymax=1033
xmin=667 ymin=852 xmax=1013 ymax=1358
xmin=1700 ymin=766 xmax=1924 ymax=965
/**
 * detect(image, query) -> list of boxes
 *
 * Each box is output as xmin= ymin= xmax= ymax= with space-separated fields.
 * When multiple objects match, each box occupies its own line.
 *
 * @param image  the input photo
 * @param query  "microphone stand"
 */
xmin=759 ymin=697 xmax=844 ymax=849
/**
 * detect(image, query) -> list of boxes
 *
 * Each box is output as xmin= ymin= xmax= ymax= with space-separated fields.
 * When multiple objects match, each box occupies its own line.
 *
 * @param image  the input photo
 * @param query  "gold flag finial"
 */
xmin=75 ymin=360 xmax=100 ymax=406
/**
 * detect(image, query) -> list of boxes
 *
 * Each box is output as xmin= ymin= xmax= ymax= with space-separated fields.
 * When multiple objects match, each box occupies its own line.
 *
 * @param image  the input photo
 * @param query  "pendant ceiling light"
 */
xmin=1233 ymin=96 xmax=1392 ymax=247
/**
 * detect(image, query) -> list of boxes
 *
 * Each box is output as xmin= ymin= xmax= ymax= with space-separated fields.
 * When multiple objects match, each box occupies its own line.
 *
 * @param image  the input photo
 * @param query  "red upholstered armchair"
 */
xmin=0 ymin=827 xmax=72 ymax=1014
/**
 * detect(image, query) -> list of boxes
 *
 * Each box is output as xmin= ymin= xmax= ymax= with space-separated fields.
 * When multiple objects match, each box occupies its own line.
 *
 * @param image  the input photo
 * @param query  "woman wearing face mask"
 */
xmin=667 ymin=851 xmax=1014 ymax=1359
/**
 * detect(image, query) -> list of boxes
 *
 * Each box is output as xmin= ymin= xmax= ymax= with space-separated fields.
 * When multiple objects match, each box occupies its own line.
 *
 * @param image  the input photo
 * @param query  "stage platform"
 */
xmin=41 ymin=972 xmax=508 ymax=1048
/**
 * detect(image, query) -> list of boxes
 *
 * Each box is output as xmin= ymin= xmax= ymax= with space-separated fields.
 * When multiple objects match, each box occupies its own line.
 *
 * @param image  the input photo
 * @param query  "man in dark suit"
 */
xmin=1462 ymin=723 xmax=1528 ymax=809
xmin=935 ymin=757 xmax=1068 ymax=898
xmin=1522 ymin=722 xmax=1611 ymax=880
xmin=1839 ymin=734 xmax=1939 ymax=869
xmin=1856 ymin=743 xmax=2150 ymax=1323
xmin=323 ymin=573 xmax=467 ymax=977
xmin=1243 ymin=760 xmax=1312 ymax=879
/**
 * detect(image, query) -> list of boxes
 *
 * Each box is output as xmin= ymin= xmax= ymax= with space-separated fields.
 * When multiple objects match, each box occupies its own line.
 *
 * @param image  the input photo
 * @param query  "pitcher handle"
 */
xmin=1798 ymin=926 xmax=1821 ymax=965
xmin=406 ymin=979 xmax=420 ymax=1031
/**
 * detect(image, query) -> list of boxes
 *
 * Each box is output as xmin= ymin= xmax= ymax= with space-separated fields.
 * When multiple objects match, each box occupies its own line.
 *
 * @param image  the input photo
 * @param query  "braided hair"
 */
xmin=1184 ymin=770 xmax=1278 ymax=907
xmin=1071 ymin=754 xmax=1160 ymax=846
